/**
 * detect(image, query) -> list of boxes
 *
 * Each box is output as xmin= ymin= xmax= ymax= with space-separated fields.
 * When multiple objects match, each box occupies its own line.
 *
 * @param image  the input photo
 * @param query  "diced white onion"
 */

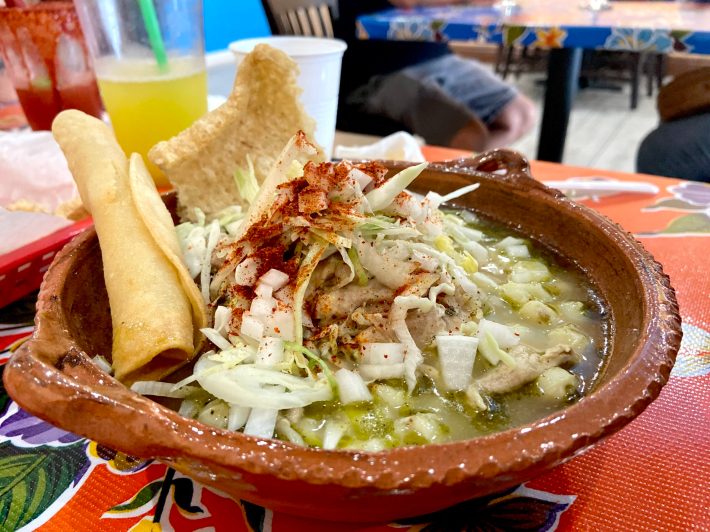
xmin=197 ymin=399 xmax=229 ymax=429
xmin=335 ymin=368 xmax=373 ymax=404
xmin=227 ymin=405 xmax=251 ymax=431
xmin=254 ymin=283 xmax=273 ymax=298
xmin=359 ymin=363 xmax=405 ymax=381
xmin=92 ymin=355 xmax=113 ymax=375
xmin=256 ymin=337 xmax=285 ymax=367
xmin=506 ymin=244 xmax=530 ymax=258
xmin=460 ymin=210 xmax=478 ymax=224
xmin=461 ymin=239 xmax=489 ymax=264
xmin=511 ymin=261 xmax=550 ymax=283
xmin=477 ymin=319 xmax=520 ymax=348
xmin=276 ymin=418 xmax=306 ymax=446
xmin=234 ymin=257 xmax=260 ymax=286
xmin=393 ymin=413 xmax=442 ymax=443
xmin=244 ymin=407 xmax=279 ymax=438
xmin=435 ymin=335 xmax=479 ymax=391
xmin=322 ymin=419 xmax=348 ymax=450
xmin=263 ymin=309 xmax=296 ymax=341
xmin=472 ymin=272 xmax=498 ymax=290
xmin=361 ymin=343 xmax=405 ymax=365
xmin=240 ymin=313 xmax=265 ymax=342
xmin=200 ymin=327 xmax=234 ymax=351
xmin=259 ymin=269 xmax=290 ymax=291
xmin=213 ymin=306 xmax=232 ymax=336
xmin=178 ymin=398 xmax=202 ymax=418
xmin=250 ymin=296 xmax=276 ymax=318
xmin=497 ymin=236 xmax=526 ymax=248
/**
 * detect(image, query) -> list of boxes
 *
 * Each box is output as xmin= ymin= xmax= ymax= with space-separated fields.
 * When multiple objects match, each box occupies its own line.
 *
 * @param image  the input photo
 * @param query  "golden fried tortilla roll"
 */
xmin=52 ymin=110 xmax=207 ymax=383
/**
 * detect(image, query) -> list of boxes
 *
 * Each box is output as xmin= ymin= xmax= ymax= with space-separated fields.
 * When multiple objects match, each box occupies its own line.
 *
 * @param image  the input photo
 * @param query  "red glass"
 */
xmin=0 ymin=1 xmax=103 ymax=130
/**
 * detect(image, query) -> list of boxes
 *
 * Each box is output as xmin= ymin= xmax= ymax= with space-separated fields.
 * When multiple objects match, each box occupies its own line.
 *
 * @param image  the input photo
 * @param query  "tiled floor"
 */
xmin=507 ymin=72 xmax=660 ymax=173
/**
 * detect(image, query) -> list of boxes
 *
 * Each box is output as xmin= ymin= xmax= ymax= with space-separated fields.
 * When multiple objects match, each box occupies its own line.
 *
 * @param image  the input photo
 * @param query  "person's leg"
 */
xmin=359 ymin=70 xmax=490 ymax=150
xmin=403 ymin=55 xmax=534 ymax=150
xmin=485 ymin=93 xmax=537 ymax=149
xmin=448 ymin=119 xmax=490 ymax=152
xmin=637 ymin=113 xmax=710 ymax=182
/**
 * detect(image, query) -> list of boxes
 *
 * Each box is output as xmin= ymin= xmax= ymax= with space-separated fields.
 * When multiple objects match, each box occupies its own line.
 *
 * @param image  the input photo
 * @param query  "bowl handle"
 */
xmin=439 ymin=149 xmax=561 ymax=197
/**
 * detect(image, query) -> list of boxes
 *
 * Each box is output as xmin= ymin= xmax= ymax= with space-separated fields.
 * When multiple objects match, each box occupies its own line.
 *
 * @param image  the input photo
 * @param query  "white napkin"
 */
xmin=0 ymin=130 xmax=77 ymax=212
xmin=334 ymin=131 xmax=425 ymax=162
xmin=0 ymin=208 xmax=72 ymax=254
xmin=0 ymin=130 xmax=79 ymax=255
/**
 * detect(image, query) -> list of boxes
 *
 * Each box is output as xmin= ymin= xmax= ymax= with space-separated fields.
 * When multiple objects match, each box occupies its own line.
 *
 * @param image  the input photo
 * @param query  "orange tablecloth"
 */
xmin=1 ymin=148 xmax=708 ymax=531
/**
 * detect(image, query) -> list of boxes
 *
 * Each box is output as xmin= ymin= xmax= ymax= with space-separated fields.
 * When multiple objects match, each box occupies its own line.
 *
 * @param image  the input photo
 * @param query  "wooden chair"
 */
xmin=260 ymin=0 xmax=338 ymax=38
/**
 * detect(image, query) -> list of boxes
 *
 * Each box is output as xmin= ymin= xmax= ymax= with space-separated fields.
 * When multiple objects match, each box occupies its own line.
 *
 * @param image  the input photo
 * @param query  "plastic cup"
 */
xmin=229 ymin=36 xmax=347 ymax=158
xmin=73 ymin=0 xmax=208 ymax=186
xmin=0 ymin=2 xmax=103 ymax=131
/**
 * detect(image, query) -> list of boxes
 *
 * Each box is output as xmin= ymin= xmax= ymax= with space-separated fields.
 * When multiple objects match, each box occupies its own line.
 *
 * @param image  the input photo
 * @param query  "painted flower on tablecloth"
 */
xmin=669 ymin=181 xmax=710 ymax=206
xmin=87 ymin=440 xmax=152 ymax=474
xmin=474 ymin=23 xmax=504 ymax=45
xmin=503 ymin=25 xmax=528 ymax=46
xmin=0 ymin=402 xmax=83 ymax=448
xmin=393 ymin=484 xmax=575 ymax=531
xmin=533 ymin=27 xmax=567 ymax=49
xmin=603 ymin=28 xmax=674 ymax=52
xmin=387 ymin=17 xmax=446 ymax=42
xmin=0 ymin=381 xmax=93 ymax=531
xmin=671 ymin=322 xmax=710 ymax=378
xmin=103 ymin=468 xmax=253 ymax=531
xmin=671 ymin=30 xmax=693 ymax=53
xmin=640 ymin=181 xmax=710 ymax=236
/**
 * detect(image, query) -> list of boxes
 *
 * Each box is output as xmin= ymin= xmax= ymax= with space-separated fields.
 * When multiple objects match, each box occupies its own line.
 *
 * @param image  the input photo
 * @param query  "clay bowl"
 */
xmin=4 ymin=150 xmax=681 ymax=523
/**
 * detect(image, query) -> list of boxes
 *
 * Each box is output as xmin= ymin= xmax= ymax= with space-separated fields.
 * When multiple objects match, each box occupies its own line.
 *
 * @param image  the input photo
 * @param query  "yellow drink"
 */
xmin=96 ymin=58 xmax=208 ymax=186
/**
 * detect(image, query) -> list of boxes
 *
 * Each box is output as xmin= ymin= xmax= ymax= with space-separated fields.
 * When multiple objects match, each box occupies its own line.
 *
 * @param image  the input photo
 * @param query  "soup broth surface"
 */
xmin=285 ymin=210 xmax=609 ymax=450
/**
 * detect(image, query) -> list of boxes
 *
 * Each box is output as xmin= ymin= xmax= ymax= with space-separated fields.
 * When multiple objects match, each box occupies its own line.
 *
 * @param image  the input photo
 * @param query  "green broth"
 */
xmin=281 ymin=209 xmax=609 ymax=449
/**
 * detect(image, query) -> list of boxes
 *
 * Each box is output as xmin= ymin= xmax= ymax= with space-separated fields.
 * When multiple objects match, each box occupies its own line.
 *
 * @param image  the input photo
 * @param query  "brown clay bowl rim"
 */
xmin=5 ymin=151 xmax=681 ymax=491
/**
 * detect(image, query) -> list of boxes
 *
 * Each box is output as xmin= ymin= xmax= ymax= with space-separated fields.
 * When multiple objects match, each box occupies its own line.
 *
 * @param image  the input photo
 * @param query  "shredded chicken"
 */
xmin=314 ymin=280 xmax=393 ymax=320
xmin=476 ymin=345 xmax=577 ymax=395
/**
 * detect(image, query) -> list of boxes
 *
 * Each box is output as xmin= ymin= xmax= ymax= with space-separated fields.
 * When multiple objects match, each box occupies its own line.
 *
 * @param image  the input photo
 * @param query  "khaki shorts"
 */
xmin=348 ymin=55 xmax=517 ymax=146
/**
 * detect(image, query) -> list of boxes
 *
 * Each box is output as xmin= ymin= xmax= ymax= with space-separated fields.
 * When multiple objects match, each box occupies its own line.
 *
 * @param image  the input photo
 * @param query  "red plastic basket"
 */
xmin=0 ymin=218 xmax=93 ymax=308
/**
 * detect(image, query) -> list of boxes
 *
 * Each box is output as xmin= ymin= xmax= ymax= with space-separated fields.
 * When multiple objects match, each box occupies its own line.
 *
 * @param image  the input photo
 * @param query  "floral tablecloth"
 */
xmin=356 ymin=1 xmax=710 ymax=53
xmin=1 ymin=147 xmax=709 ymax=531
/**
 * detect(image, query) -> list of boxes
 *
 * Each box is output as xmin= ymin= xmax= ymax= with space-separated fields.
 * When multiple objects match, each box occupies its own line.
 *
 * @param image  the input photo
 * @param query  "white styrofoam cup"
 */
xmin=229 ymin=36 xmax=347 ymax=158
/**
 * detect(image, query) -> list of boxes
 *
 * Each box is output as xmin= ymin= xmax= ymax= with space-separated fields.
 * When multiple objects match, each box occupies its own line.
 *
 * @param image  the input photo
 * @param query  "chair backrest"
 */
xmin=261 ymin=0 xmax=338 ymax=38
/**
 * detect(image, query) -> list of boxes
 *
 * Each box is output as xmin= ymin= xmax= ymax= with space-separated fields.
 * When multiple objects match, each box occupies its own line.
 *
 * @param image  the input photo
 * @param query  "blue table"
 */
xmin=357 ymin=1 xmax=710 ymax=162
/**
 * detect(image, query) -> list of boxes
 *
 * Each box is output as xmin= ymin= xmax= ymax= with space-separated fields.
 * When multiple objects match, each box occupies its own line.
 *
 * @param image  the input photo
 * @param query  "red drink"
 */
xmin=0 ymin=2 xmax=103 ymax=130
xmin=13 ymin=85 xmax=60 ymax=131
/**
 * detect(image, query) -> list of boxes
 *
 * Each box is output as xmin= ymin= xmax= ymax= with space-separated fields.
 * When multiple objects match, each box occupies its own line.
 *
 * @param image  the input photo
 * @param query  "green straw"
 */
xmin=137 ymin=0 xmax=169 ymax=72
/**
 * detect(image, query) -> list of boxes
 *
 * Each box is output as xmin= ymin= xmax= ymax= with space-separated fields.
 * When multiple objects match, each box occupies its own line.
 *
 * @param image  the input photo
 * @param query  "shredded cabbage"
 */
xmin=365 ymin=162 xmax=428 ymax=211
xmin=233 ymin=155 xmax=259 ymax=204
